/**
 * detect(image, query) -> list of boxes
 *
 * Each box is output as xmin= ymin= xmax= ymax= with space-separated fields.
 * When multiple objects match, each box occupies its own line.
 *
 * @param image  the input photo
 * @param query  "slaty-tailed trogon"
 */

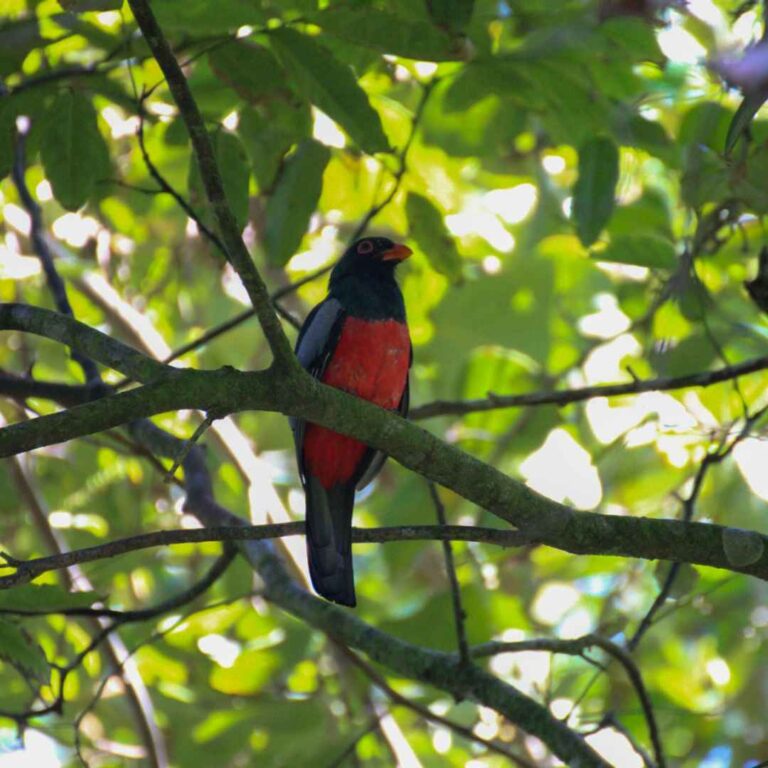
xmin=292 ymin=237 xmax=412 ymax=606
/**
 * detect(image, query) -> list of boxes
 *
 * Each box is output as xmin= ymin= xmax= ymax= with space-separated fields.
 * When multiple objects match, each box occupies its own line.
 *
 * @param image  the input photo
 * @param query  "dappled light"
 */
xmin=1 ymin=0 xmax=768 ymax=766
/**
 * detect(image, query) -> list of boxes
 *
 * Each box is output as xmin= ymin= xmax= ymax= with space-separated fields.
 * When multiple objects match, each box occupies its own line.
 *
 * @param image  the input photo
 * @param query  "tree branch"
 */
xmin=410 ymin=354 xmax=768 ymax=419
xmin=0 ymin=304 xmax=169 ymax=383
xmin=0 ymin=372 xmax=90 ymax=407
xmin=428 ymin=482 xmax=470 ymax=666
xmin=11 ymin=134 xmax=102 ymax=388
xmin=627 ymin=406 xmax=767 ymax=651
xmin=127 ymin=0 xmax=294 ymax=365
xmin=121 ymin=400 xmax=609 ymax=765
xmin=3 ymin=306 xmax=768 ymax=583
xmin=0 ymin=524 xmax=529 ymax=590
xmin=135 ymin=104 xmax=227 ymax=257
xmin=242 ymin=537 xmax=609 ymax=766
xmin=472 ymin=635 xmax=665 ymax=768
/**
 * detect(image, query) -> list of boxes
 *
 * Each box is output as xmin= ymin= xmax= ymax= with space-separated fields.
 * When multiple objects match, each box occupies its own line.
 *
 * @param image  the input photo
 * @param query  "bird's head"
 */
xmin=330 ymin=237 xmax=412 ymax=287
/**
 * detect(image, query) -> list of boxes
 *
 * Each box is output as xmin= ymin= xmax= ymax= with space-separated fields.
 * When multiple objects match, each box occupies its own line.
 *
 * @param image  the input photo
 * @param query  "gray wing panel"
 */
xmin=296 ymin=297 xmax=343 ymax=372
xmin=292 ymin=298 xmax=345 ymax=480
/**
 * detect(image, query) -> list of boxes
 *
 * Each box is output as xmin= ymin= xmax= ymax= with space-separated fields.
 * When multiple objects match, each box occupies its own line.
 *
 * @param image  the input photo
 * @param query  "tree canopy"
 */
xmin=1 ymin=0 xmax=768 ymax=766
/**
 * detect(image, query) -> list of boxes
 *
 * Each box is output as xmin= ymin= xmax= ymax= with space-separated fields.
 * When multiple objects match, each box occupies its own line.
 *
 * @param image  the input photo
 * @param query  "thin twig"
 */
xmin=136 ymin=103 xmax=227 ymax=257
xmin=628 ymin=405 xmax=768 ymax=651
xmin=323 ymin=714 xmax=384 ymax=768
xmin=128 ymin=0 xmax=294 ymax=363
xmin=472 ymin=634 xmax=665 ymax=768
xmin=164 ymin=412 xmax=218 ymax=483
xmin=11 ymin=131 xmax=102 ymax=389
xmin=339 ymin=645 xmax=537 ymax=768
xmin=410 ymin=353 xmax=768 ymax=419
xmin=0 ymin=524 xmax=530 ymax=589
xmin=73 ymin=590 xmax=255 ymax=765
xmin=0 ymin=550 xmax=235 ymax=723
xmin=428 ymin=482 xmax=470 ymax=667
xmin=149 ymin=77 xmax=439 ymax=365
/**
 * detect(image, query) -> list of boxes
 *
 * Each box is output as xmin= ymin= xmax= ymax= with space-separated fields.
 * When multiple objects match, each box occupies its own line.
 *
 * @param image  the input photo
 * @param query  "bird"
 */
xmin=292 ymin=236 xmax=412 ymax=607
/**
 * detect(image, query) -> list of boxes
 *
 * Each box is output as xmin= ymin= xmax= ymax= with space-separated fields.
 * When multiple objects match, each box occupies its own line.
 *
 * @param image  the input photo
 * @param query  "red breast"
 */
xmin=302 ymin=317 xmax=410 ymax=488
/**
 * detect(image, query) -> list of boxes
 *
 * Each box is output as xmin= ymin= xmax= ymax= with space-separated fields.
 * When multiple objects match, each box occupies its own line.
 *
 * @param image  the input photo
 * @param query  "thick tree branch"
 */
xmin=3 ymin=306 xmax=768 ymax=583
xmin=127 ymin=0 xmax=294 ymax=364
xmin=410 ymin=354 xmax=768 ymax=419
xmin=0 ymin=304 xmax=168 ymax=383
xmin=339 ymin=646 xmax=538 ymax=767
xmin=241 ymin=537 xmax=609 ymax=766
xmin=122 ymin=407 xmax=609 ymax=765
xmin=0 ymin=372 xmax=90 ymax=407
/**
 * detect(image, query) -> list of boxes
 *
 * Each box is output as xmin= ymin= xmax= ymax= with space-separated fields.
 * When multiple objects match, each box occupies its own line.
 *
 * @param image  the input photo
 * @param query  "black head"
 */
xmin=330 ymin=237 xmax=412 ymax=288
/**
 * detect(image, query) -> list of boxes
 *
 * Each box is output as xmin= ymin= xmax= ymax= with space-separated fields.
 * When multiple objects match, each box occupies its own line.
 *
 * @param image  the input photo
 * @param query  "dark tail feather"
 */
xmin=304 ymin=477 xmax=356 ymax=607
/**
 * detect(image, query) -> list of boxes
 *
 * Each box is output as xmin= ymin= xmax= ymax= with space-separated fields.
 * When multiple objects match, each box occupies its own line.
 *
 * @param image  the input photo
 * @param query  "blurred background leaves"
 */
xmin=2 ymin=0 xmax=768 ymax=766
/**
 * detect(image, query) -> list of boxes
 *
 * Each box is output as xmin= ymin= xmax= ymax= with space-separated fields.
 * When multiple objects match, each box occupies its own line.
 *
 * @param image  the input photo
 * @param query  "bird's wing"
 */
xmin=295 ymin=297 xmax=345 ymax=376
xmin=291 ymin=298 xmax=346 ymax=481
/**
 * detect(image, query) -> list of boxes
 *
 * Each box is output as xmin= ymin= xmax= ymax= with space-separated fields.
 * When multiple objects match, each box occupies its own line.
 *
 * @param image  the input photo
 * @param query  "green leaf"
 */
xmin=725 ymin=89 xmax=768 ymax=155
xmin=264 ymin=138 xmax=330 ymax=266
xmin=58 ymin=0 xmax=123 ymax=11
xmin=614 ymin=113 xmax=678 ymax=165
xmin=405 ymin=192 xmax=463 ymax=282
xmin=593 ymin=234 xmax=676 ymax=269
xmin=0 ymin=100 xmax=14 ymax=182
xmin=426 ymin=0 xmax=475 ymax=33
xmin=681 ymin=144 xmax=729 ymax=209
xmin=188 ymin=129 xmax=250 ymax=232
xmin=208 ymin=40 xmax=287 ymax=104
xmin=313 ymin=7 xmax=457 ymax=61
xmin=0 ymin=618 xmax=48 ymax=681
xmin=0 ymin=16 xmax=41 ymax=76
xmin=152 ymin=0 xmax=265 ymax=33
xmin=0 ymin=584 xmax=99 ymax=612
xmin=269 ymin=28 xmax=390 ymax=155
xmin=572 ymin=136 xmax=619 ymax=247
xmin=209 ymin=649 xmax=280 ymax=695
xmin=40 ymin=90 xmax=109 ymax=211
xmin=239 ymin=99 xmax=311 ymax=190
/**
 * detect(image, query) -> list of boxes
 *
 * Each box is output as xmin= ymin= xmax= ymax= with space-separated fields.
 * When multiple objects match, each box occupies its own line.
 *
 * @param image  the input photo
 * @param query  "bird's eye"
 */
xmin=357 ymin=240 xmax=374 ymax=255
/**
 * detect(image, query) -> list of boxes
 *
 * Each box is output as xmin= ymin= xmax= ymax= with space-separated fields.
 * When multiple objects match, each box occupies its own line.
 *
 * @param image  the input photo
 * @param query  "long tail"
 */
xmin=304 ymin=477 xmax=356 ymax=606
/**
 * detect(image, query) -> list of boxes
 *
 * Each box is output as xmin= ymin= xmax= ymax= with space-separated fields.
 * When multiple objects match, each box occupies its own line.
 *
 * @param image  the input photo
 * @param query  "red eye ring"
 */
xmin=357 ymin=240 xmax=374 ymax=255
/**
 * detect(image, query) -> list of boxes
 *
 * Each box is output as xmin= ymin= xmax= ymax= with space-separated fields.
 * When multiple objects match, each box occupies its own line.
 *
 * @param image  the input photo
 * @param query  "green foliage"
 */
xmin=208 ymin=40 xmax=287 ymax=105
xmin=405 ymin=192 xmax=463 ymax=281
xmin=0 ymin=101 xmax=13 ymax=181
xmin=572 ymin=136 xmax=619 ymax=247
xmin=2 ymin=0 xmax=768 ymax=766
xmin=40 ymin=90 xmax=110 ymax=211
xmin=188 ymin=129 xmax=251 ymax=232
xmin=0 ymin=584 xmax=99 ymax=611
xmin=0 ymin=618 xmax=48 ymax=682
xmin=269 ymin=27 xmax=391 ymax=154
xmin=264 ymin=138 xmax=330 ymax=265
xmin=313 ymin=6 xmax=459 ymax=62
xmin=596 ymin=233 xmax=677 ymax=269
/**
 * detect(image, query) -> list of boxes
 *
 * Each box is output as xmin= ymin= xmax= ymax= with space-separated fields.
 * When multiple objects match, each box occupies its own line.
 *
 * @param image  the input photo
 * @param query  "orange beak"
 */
xmin=381 ymin=243 xmax=413 ymax=262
